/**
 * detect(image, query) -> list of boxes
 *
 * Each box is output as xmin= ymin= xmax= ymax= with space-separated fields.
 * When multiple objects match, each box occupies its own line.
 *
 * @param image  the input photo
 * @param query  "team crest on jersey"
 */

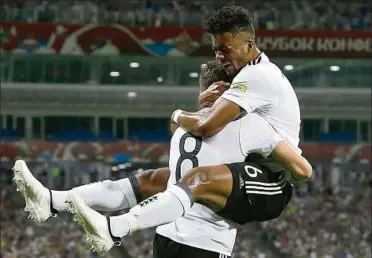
xmin=231 ymin=83 xmax=247 ymax=92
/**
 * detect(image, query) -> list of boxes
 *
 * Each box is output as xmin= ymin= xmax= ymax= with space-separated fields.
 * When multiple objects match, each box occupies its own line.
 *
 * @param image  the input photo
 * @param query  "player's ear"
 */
xmin=246 ymin=39 xmax=254 ymax=53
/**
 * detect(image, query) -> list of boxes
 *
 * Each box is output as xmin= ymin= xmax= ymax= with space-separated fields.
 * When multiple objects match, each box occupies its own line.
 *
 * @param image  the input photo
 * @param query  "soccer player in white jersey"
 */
xmin=13 ymin=58 xmax=311 ymax=257
xmin=64 ymin=4 xmax=314 ymax=253
xmin=63 ymin=5 xmax=312 ymax=256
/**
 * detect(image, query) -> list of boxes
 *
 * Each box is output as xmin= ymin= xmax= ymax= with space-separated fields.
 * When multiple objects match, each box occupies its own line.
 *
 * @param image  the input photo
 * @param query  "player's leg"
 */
xmin=108 ymin=165 xmax=232 ymax=235
xmin=65 ymin=116 xmax=295 ymax=254
xmin=51 ymin=167 xmax=170 ymax=212
xmin=216 ymin=160 xmax=293 ymax=224
xmin=12 ymin=160 xmax=170 ymax=222
xmin=65 ymin=164 xmax=234 ymax=255
xmin=66 ymin=160 xmax=292 ymax=255
xmin=100 ymin=115 xmax=286 ymax=234
xmin=136 ymin=167 xmax=169 ymax=199
xmin=120 ymin=159 xmax=291 ymax=230
xmin=115 ymin=159 xmax=291 ymax=234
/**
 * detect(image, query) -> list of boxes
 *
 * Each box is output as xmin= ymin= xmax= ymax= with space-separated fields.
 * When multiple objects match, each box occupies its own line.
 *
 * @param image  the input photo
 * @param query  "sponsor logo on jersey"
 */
xmin=231 ymin=83 xmax=247 ymax=92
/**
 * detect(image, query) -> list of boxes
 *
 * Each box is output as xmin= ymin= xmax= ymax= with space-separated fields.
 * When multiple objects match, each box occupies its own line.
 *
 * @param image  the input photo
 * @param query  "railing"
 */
xmin=1 ymin=54 xmax=371 ymax=87
xmin=1 ymin=161 xmax=370 ymax=190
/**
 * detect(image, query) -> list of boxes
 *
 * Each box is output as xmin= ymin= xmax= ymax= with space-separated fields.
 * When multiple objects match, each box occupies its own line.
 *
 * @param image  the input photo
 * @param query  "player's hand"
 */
xmin=198 ymin=81 xmax=230 ymax=109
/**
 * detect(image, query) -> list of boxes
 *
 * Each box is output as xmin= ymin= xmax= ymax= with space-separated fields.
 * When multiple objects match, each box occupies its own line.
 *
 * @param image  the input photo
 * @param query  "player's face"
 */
xmin=212 ymin=32 xmax=254 ymax=75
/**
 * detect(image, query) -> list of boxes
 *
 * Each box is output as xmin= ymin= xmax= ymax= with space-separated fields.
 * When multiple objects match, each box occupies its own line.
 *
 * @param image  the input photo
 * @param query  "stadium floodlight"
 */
xmin=189 ymin=72 xmax=199 ymax=78
xmin=329 ymin=66 xmax=340 ymax=72
xmin=110 ymin=71 xmax=120 ymax=77
xmin=127 ymin=92 xmax=137 ymax=98
xmin=284 ymin=65 xmax=294 ymax=71
xmin=129 ymin=62 xmax=140 ymax=68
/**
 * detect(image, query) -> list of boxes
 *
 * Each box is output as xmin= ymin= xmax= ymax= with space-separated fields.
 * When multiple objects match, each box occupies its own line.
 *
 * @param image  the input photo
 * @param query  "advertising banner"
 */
xmin=1 ymin=22 xmax=371 ymax=58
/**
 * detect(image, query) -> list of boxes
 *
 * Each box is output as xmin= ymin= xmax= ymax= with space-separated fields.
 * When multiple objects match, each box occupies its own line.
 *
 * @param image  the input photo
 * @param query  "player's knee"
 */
xmin=180 ymin=167 xmax=211 ymax=203
xmin=149 ymin=168 xmax=171 ymax=186
xmin=136 ymin=168 xmax=170 ymax=200
xmin=180 ymin=165 xmax=232 ymax=210
xmin=136 ymin=169 xmax=155 ymax=183
xmin=180 ymin=167 xmax=211 ymax=189
xmin=136 ymin=168 xmax=169 ymax=188
xmin=181 ymin=165 xmax=231 ymax=189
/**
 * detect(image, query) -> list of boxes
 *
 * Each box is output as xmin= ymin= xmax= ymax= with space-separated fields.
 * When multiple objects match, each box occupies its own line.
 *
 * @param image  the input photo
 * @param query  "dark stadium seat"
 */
xmin=0 ymin=128 xmax=21 ymax=141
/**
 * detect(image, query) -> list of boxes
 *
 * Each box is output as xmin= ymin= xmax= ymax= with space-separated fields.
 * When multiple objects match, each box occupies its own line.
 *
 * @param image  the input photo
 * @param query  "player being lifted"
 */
xmin=15 ymin=20 xmax=311 ymax=257
xmin=62 ymin=5 xmax=312 ymax=256
xmin=14 ymin=58 xmax=310 ymax=257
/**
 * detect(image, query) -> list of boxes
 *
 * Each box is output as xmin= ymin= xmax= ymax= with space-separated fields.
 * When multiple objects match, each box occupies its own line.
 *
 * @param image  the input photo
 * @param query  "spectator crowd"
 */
xmin=1 ymin=176 xmax=370 ymax=258
xmin=0 ymin=0 xmax=371 ymax=30
xmin=122 ymin=187 xmax=371 ymax=258
xmin=1 ymin=186 xmax=99 ymax=258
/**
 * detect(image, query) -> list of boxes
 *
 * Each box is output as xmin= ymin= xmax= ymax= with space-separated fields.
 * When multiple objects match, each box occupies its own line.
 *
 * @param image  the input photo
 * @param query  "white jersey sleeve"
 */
xmin=221 ymin=53 xmax=302 ymax=152
xmin=221 ymin=64 xmax=278 ymax=113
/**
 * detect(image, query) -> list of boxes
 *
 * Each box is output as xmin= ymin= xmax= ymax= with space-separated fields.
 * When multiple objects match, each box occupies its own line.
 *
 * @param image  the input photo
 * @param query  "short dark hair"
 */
xmin=199 ymin=60 xmax=232 ymax=92
xmin=206 ymin=6 xmax=255 ymax=36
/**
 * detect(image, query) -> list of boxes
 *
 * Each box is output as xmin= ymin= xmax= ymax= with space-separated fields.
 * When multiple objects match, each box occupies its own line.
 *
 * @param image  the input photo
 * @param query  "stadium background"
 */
xmin=0 ymin=1 xmax=371 ymax=258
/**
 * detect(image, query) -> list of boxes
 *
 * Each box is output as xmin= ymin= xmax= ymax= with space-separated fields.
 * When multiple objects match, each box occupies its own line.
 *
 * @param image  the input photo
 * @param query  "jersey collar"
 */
xmin=248 ymin=52 xmax=267 ymax=66
xmin=235 ymin=53 xmax=268 ymax=75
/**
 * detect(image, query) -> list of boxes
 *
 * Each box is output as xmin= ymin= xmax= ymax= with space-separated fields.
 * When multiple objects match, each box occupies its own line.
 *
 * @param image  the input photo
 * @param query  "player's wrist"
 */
xmin=172 ymin=109 xmax=184 ymax=124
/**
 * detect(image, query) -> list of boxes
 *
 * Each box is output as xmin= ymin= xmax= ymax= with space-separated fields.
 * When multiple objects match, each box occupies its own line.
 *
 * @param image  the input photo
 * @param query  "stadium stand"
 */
xmin=0 ymin=0 xmax=371 ymax=30
xmin=1 ymin=174 xmax=371 ymax=258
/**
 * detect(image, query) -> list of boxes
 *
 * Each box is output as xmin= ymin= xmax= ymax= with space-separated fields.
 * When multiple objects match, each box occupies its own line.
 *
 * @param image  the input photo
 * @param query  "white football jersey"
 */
xmin=156 ymin=53 xmax=302 ymax=256
xmin=222 ymin=52 xmax=301 ymax=154
xmin=156 ymin=112 xmax=283 ymax=256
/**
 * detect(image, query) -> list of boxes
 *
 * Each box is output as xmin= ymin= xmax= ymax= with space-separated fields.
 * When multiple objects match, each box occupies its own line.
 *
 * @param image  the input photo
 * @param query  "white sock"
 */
xmin=110 ymin=183 xmax=193 ymax=238
xmin=51 ymin=190 xmax=69 ymax=211
xmin=51 ymin=178 xmax=138 ymax=212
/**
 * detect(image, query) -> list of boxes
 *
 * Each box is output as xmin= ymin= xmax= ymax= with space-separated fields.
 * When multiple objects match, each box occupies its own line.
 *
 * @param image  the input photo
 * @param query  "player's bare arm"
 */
xmin=172 ymin=97 xmax=241 ymax=137
xmin=173 ymin=82 xmax=312 ymax=181
xmin=173 ymin=103 xmax=312 ymax=181
xmin=173 ymin=94 xmax=312 ymax=181
xmin=271 ymin=141 xmax=312 ymax=181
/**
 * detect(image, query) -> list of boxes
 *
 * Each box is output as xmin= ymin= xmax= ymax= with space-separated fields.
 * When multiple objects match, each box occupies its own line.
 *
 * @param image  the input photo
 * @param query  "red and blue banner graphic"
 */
xmin=1 ymin=22 xmax=371 ymax=58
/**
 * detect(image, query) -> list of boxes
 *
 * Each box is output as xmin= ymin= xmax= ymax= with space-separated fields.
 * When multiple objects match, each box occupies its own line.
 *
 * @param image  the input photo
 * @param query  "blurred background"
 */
xmin=0 ymin=0 xmax=371 ymax=258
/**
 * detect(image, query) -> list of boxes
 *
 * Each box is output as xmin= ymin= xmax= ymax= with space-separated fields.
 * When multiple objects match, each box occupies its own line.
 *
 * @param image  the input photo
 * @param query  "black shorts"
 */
xmin=153 ymin=234 xmax=231 ymax=258
xmin=217 ymin=157 xmax=293 ymax=225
